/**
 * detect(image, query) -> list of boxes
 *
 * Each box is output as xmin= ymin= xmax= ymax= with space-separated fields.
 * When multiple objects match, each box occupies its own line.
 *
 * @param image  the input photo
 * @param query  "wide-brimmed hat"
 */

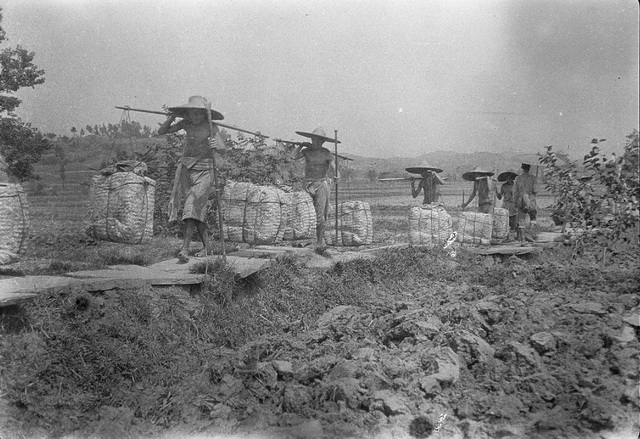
xmin=168 ymin=96 xmax=224 ymax=120
xmin=498 ymin=171 xmax=518 ymax=182
xmin=462 ymin=167 xmax=494 ymax=181
xmin=295 ymin=127 xmax=341 ymax=144
xmin=405 ymin=163 xmax=443 ymax=174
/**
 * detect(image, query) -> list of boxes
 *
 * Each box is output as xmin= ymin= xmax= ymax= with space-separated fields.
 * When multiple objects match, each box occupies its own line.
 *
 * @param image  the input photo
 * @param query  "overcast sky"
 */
xmin=2 ymin=0 xmax=638 ymax=158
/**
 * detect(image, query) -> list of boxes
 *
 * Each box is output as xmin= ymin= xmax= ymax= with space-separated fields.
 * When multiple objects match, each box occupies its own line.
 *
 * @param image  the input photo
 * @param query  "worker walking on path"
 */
xmin=292 ymin=127 xmax=339 ymax=253
xmin=514 ymin=162 xmax=539 ymax=246
xmin=461 ymin=167 xmax=495 ymax=213
xmin=158 ymin=95 xmax=227 ymax=262
xmin=496 ymin=171 xmax=518 ymax=235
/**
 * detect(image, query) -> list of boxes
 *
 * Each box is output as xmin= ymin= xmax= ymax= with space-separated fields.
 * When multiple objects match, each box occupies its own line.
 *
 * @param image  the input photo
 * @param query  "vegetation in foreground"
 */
xmin=0 ymin=240 xmax=638 ymax=439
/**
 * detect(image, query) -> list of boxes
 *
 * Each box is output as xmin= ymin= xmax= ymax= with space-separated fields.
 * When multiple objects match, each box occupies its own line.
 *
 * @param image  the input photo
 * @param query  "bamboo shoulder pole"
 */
xmin=334 ymin=130 xmax=339 ymax=245
xmin=206 ymin=103 xmax=226 ymax=260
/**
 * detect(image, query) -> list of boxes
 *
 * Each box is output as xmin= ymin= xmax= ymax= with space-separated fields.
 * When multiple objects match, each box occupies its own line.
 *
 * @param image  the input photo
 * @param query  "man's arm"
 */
xmin=462 ymin=182 xmax=477 ymax=208
xmin=292 ymin=143 xmax=310 ymax=160
xmin=158 ymin=116 xmax=185 ymax=135
xmin=411 ymin=180 xmax=422 ymax=198
xmin=329 ymin=158 xmax=339 ymax=180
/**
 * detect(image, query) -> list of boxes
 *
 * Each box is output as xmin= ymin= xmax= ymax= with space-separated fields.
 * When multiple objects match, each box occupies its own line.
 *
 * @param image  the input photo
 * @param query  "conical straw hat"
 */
xmin=295 ymin=127 xmax=341 ymax=143
xmin=168 ymin=96 xmax=224 ymax=120
xmin=462 ymin=167 xmax=494 ymax=182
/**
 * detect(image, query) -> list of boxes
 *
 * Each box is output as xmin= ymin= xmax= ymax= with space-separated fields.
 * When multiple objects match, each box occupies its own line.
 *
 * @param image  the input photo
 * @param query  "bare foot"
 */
xmin=177 ymin=250 xmax=189 ymax=263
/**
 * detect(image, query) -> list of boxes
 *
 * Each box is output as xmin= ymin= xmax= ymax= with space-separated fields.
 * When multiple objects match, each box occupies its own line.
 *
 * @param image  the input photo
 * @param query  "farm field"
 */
xmin=1 ymin=162 xmax=638 ymax=439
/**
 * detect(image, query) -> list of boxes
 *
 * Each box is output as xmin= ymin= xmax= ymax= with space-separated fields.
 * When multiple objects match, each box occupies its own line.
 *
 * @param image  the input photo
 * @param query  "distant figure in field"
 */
xmin=496 ymin=171 xmax=518 ymax=232
xmin=406 ymin=164 xmax=445 ymax=205
xmin=513 ymin=163 xmax=539 ymax=246
xmin=461 ymin=167 xmax=495 ymax=213
xmin=158 ymin=95 xmax=226 ymax=262
xmin=292 ymin=127 xmax=339 ymax=253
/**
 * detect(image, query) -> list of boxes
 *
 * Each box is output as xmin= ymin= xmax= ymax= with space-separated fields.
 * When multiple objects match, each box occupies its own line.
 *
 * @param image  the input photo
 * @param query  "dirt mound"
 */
xmin=168 ymin=274 xmax=639 ymax=438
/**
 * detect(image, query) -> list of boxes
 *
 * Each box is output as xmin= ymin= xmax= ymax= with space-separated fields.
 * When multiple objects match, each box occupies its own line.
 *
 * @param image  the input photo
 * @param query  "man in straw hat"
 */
xmin=496 ymin=171 xmax=518 ymax=234
xmin=406 ymin=164 xmax=445 ymax=205
xmin=513 ymin=162 xmax=539 ymax=246
xmin=292 ymin=127 xmax=339 ymax=253
xmin=461 ymin=167 xmax=495 ymax=213
xmin=158 ymin=96 xmax=227 ymax=262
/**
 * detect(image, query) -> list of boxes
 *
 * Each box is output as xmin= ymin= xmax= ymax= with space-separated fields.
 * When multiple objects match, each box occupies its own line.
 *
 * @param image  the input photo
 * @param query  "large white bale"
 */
xmin=456 ymin=211 xmax=492 ymax=245
xmin=408 ymin=203 xmax=453 ymax=246
xmin=86 ymin=172 xmax=156 ymax=244
xmin=325 ymin=201 xmax=373 ymax=246
xmin=492 ymin=207 xmax=510 ymax=241
xmin=0 ymin=183 xmax=29 ymax=262
xmin=283 ymin=191 xmax=316 ymax=241
xmin=219 ymin=181 xmax=290 ymax=245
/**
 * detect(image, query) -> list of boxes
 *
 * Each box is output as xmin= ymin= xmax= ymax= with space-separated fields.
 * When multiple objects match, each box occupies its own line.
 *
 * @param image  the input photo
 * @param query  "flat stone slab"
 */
xmin=149 ymin=255 xmax=272 ymax=279
xmin=464 ymin=245 xmax=542 ymax=256
xmin=0 ymin=275 xmax=148 ymax=306
xmin=66 ymin=265 xmax=204 ymax=285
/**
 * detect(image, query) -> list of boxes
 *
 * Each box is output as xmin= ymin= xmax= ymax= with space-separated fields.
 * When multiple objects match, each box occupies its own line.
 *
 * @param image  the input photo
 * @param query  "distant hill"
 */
xmin=341 ymin=150 xmax=544 ymax=182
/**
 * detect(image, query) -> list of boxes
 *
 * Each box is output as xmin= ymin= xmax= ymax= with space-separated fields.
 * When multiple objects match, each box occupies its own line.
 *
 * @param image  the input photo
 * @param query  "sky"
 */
xmin=1 ymin=0 xmax=638 ymax=159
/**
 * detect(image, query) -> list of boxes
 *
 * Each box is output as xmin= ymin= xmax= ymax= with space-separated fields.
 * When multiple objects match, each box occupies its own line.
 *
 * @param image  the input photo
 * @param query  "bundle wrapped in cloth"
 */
xmin=283 ymin=191 xmax=316 ymax=241
xmin=408 ymin=203 xmax=453 ymax=246
xmin=85 ymin=170 xmax=156 ymax=244
xmin=0 ymin=183 xmax=29 ymax=264
xmin=325 ymin=201 xmax=373 ymax=246
xmin=218 ymin=181 xmax=290 ymax=245
xmin=456 ymin=211 xmax=492 ymax=245
xmin=491 ymin=207 xmax=510 ymax=241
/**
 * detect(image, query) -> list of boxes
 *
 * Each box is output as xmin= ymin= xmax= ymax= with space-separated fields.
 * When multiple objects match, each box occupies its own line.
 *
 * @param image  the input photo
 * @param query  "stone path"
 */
xmin=0 ymin=245 xmax=379 ymax=307
xmin=0 ymin=240 xmax=551 ymax=307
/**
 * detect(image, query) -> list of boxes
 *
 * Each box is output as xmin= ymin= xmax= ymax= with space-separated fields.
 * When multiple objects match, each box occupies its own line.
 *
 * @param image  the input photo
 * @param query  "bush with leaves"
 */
xmin=540 ymin=130 xmax=639 ymax=264
xmin=0 ymin=7 xmax=51 ymax=181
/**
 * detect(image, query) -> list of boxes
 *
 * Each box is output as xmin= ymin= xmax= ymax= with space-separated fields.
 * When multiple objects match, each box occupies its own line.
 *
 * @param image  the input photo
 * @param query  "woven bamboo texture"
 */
xmin=456 ymin=211 xmax=493 ymax=245
xmin=0 ymin=183 xmax=29 ymax=259
xmin=283 ymin=191 xmax=316 ymax=241
xmin=325 ymin=201 xmax=373 ymax=246
xmin=220 ymin=181 xmax=290 ymax=245
xmin=492 ymin=208 xmax=510 ymax=241
xmin=86 ymin=172 xmax=156 ymax=244
xmin=408 ymin=204 xmax=453 ymax=246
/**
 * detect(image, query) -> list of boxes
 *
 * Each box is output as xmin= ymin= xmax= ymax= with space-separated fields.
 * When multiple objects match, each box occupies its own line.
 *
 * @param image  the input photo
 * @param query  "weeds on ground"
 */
xmin=1 ymin=242 xmax=637 ymax=437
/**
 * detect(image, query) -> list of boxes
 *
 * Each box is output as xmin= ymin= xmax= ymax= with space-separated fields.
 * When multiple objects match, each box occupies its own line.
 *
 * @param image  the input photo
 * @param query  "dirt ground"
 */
xmin=2 ymin=243 xmax=638 ymax=439
xmin=156 ymin=264 xmax=639 ymax=439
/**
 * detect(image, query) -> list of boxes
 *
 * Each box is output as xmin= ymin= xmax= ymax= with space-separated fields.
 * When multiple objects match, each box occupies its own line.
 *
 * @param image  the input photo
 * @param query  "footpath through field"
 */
xmin=0 ymin=244 xmax=404 ymax=307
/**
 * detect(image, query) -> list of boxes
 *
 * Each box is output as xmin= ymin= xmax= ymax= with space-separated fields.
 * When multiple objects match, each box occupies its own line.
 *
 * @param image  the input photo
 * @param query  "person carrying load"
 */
xmin=292 ymin=127 xmax=339 ymax=253
xmin=158 ymin=95 xmax=227 ymax=262
xmin=461 ymin=167 xmax=495 ymax=213
xmin=406 ymin=163 xmax=445 ymax=205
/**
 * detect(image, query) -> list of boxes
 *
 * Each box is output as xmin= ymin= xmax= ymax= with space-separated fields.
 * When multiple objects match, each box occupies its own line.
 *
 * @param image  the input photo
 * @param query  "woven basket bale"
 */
xmin=492 ymin=207 xmax=510 ymax=241
xmin=456 ymin=211 xmax=493 ymax=245
xmin=0 ymin=183 xmax=29 ymax=258
xmin=283 ymin=191 xmax=316 ymax=241
xmin=85 ymin=172 xmax=156 ymax=244
xmin=325 ymin=201 xmax=373 ymax=246
xmin=408 ymin=203 xmax=453 ymax=246
xmin=219 ymin=181 xmax=290 ymax=245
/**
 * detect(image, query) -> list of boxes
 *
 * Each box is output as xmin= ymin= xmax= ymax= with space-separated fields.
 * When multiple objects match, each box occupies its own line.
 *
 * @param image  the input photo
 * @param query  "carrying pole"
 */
xmin=334 ymin=130 xmax=339 ymax=245
xmin=206 ymin=102 xmax=226 ymax=260
xmin=115 ymin=106 xmax=268 ymax=138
